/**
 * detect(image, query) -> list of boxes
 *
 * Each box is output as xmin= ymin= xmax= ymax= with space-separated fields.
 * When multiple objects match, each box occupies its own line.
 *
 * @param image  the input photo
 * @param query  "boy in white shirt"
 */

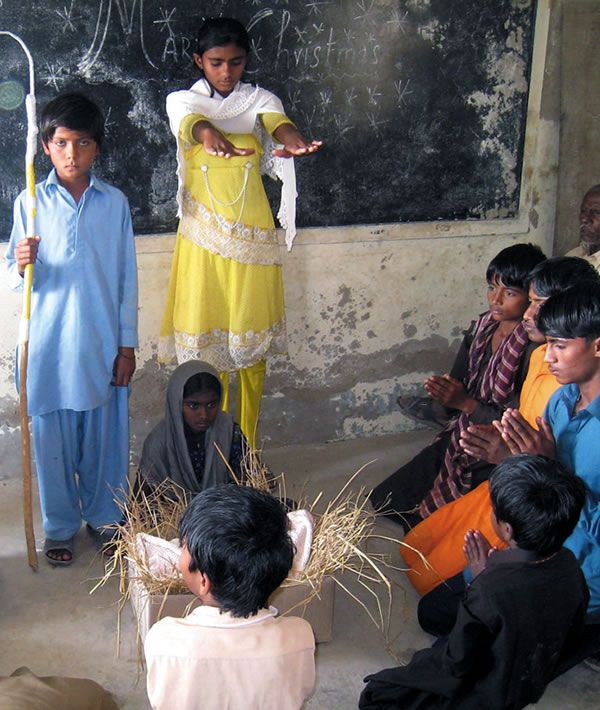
xmin=144 ymin=485 xmax=315 ymax=710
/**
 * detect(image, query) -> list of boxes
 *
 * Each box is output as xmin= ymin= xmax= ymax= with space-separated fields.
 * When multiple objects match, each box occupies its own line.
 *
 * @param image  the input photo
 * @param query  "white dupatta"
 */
xmin=166 ymin=79 xmax=297 ymax=251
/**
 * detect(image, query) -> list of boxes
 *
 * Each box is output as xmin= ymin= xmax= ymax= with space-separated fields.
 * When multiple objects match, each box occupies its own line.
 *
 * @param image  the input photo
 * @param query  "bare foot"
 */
xmin=463 ymin=529 xmax=494 ymax=578
xmin=46 ymin=548 xmax=72 ymax=563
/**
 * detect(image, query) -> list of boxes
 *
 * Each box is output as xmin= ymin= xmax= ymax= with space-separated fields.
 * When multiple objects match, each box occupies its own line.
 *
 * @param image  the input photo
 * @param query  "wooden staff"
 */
xmin=1 ymin=31 xmax=39 ymax=569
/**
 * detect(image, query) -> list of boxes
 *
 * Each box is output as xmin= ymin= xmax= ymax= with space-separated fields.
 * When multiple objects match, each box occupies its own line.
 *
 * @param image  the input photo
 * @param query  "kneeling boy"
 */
xmin=144 ymin=485 xmax=315 ymax=710
xmin=360 ymin=454 xmax=588 ymax=710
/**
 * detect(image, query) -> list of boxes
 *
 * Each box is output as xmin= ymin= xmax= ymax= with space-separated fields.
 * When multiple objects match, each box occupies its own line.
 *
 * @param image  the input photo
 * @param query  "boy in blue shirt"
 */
xmin=6 ymin=93 xmax=138 ymax=566
xmin=498 ymin=283 xmax=600 ymax=621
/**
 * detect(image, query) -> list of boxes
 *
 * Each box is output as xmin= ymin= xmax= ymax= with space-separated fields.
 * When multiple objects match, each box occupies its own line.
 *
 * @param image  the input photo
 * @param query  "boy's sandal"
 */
xmin=86 ymin=523 xmax=119 ymax=557
xmin=396 ymin=395 xmax=450 ymax=429
xmin=43 ymin=537 xmax=74 ymax=567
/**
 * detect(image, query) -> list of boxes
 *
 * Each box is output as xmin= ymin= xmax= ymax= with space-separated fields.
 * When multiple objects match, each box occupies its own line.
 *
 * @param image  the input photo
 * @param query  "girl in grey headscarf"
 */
xmin=138 ymin=361 xmax=246 ymax=495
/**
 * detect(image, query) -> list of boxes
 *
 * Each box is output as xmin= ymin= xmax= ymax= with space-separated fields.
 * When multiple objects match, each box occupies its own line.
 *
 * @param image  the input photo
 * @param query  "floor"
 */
xmin=1 ymin=430 xmax=598 ymax=709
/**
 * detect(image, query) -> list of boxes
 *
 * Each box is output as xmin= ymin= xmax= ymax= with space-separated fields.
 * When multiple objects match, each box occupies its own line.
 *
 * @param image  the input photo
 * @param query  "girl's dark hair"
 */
xmin=40 ymin=92 xmax=104 ymax=147
xmin=527 ymin=256 xmax=600 ymax=298
xmin=485 ymin=243 xmax=546 ymax=290
xmin=183 ymin=372 xmax=221 ymax=399
xmin=490 ymin=454 xmax=586 ymax=557
xmin=180 ymin=485 xmax=294 ymax=617
xmin=537 ymin=281 xmax=600 ymax=341
xmin=196 ymin=17 xmax=251 ymax=58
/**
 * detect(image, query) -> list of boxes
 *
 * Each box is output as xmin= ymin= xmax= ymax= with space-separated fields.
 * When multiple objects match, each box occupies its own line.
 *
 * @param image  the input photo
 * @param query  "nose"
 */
xmin=523 ymin=302 xmax=537 ymax=322
xmin=544 ymin=344 xmax=556 ymax=363
xmin=490 ymin=288 xmax=503 ymax=305
xmin=66 ymin=141 xmax=78 ymax=159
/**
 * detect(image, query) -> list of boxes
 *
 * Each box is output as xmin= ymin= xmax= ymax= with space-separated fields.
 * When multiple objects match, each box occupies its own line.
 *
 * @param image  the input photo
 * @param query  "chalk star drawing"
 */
xmin=387 ymin=10 xmax=409 ymax=34
xmin=355 ymin=0 xmax=376 ymax=24
xmin=313 ymin=23 xmax=325 ymax=35
xmin=41 ymin=62 xmax=69 ymax=90
xmin=319 ymin=90 xmax=332 ymax=109
xmin=366 ymin=111 xmax=387 ymax=134
xmin=367 ymin=86 xmax=381 ymax=106
xmin=55 ymin=1 xmax=77 ymax=33
xmin=343 ymin=28 xmax=356 ymax=42
xmin=301 ymin=105 xmax=317 ymax=129
xmin=295 ymin=27 xmax=308 ymax=43
xmin=103 ymin=106 xmax=115 ymax=136
xmin=333 ymin=113 xmax=353 ymax=138
xmin=79 ymin=0 xmax=158 ymax=72
xmin=153 ymin=7 xmax=176 ymax=36
xmin=394 ymin=79 xmax=412 ymax=106
xmin=345 ymin=87 xmax=357 ymax=106
xmin=306 ymin=0 xmax=329 ymax=17
xmin=287 ymin=89 xmax=302 ymax=113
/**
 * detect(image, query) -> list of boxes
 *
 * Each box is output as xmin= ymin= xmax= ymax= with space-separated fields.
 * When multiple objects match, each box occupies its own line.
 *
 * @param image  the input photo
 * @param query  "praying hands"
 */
xmin=493 ymin=408 xmax=556 ymax=459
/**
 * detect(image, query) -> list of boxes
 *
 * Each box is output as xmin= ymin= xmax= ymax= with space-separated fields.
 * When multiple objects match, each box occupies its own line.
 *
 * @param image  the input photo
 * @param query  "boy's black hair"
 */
xmin=196 ymin=17 xmax=251 ymax=59
xmin=40 ymin=92 xmax=104 ymax=147
xmin=179 ymin=485 xmax=294 ymax=617
xmin=489 ymin=454 xmax=586 ymax=556
xmin=183 ymin=372 xmax=221 ymax=399
xmin=527 ymin=256 xmax=600 ymax=298
xmin=537 ymin=281 xmax=600 ymax=341
xmin=485 ymin=243 xmax=546 ymax=290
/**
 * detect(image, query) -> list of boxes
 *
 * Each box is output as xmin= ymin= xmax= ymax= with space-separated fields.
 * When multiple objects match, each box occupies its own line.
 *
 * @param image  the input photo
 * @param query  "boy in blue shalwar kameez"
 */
xmin=5 ymin=93 xmax=138 ymax=566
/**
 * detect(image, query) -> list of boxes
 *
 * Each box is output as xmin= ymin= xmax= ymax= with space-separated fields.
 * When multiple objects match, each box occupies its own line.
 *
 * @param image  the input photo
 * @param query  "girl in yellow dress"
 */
xmin=159 ymin=18 xmax=321 ymax=447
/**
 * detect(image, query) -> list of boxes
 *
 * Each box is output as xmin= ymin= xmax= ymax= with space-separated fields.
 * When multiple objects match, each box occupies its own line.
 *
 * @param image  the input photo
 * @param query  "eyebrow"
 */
xmin=207 ymin=55 xmax=246 ymax=61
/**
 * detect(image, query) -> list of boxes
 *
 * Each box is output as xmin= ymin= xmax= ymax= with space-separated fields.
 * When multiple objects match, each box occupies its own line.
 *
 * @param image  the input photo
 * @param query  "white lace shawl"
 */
xmin=166 ymin=79 xmax=297 ymax=251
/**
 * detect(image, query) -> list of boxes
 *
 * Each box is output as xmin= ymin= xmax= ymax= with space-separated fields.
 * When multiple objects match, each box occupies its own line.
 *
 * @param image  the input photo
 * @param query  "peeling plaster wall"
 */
xmin=0 ymin=0 xmax=565 ymax=470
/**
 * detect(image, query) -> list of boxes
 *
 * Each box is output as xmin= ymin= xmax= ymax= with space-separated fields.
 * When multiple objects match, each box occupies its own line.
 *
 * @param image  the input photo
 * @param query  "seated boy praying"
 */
xmin=144 ymin=485 xmax=315 ymax=710
xmin=360 ymin=454 xmax=589 ymax=710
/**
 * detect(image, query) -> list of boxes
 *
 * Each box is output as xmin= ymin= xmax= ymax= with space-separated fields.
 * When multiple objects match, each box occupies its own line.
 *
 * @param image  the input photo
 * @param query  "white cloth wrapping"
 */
xmin=166 ymin=79 xmax=297 ymax=250
xmin=136 ymin=509 xmax=314 ymax=582
xmin=135 ymin=533 xmax=182 ymax=581
xmin=287 ymin=509 xmax=314 ymax=579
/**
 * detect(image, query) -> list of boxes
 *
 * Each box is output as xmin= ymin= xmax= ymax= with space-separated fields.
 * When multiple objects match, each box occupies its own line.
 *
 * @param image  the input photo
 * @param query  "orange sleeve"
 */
xmin=401 ymin=482 xmax=506 ymax=596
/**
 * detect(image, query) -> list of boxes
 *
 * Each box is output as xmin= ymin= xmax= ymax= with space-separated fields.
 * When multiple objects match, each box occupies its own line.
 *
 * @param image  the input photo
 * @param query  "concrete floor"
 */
xmin=1 ymin=430 xmax=599 ymax=708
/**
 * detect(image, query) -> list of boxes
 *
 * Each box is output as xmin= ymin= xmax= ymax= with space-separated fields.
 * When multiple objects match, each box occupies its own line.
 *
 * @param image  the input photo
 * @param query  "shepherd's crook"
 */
xmin=1 ymin=31 xmax=39 ymax=569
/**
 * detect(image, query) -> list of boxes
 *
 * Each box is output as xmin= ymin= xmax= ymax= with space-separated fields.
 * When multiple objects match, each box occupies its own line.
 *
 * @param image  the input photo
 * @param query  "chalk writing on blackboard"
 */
xmin=0 ymin=0 xmax=537 ymax=238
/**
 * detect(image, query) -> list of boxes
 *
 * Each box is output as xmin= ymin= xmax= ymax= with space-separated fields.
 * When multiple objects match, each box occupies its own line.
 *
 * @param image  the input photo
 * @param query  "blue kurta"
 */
xmin=5 ymin=169 xmax=138 ymax=416
xmin=545 ymin=384 xmax=600 ymax=615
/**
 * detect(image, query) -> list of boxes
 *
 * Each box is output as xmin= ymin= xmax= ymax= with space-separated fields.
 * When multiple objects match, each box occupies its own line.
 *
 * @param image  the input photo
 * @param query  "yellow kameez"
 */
xmin=160 ymin=112 xmax=291 ymax=445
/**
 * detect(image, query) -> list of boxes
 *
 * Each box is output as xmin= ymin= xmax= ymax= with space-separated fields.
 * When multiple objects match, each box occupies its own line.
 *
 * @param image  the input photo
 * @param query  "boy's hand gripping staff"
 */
xmin=1 ymin=31 xmax=39 ymax=570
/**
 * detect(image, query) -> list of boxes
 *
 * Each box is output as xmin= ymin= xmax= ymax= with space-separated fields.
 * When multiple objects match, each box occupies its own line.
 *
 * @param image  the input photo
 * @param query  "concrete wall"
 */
xmin=0 ymin=1 xmax=565 ymax=473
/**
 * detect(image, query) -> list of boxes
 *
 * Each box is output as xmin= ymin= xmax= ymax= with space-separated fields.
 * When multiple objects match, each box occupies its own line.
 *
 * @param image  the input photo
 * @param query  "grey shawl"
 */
xmin=139 ymin=361 xmax=234 ymax=494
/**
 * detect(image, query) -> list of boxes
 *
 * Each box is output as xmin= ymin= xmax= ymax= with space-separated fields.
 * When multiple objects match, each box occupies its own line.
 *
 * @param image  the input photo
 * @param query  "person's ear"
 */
xmin=42 ymin=141 xmax=51 ymax=156
xmin=193 ymin=53 xmax=204 ymax=72
xmin=198 ymin=571 xmax=212 ymax=596
xmin=500 ymin=520 xmax=514 ymax=544
xmin=593 ymin=337 xmax=600 ymax=358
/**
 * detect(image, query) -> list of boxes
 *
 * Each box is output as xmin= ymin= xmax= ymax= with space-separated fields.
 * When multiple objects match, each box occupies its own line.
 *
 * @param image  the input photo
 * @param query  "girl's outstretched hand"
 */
xmin=272 ymin=123 xmax=322 ymax=158
xmin=193 ymin=121 xmax=254 ymax=159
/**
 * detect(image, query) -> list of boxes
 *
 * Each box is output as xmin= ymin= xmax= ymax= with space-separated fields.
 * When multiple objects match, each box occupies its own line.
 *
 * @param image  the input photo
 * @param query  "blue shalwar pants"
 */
xmin=31 ymin=386 xmax=130 ymax=541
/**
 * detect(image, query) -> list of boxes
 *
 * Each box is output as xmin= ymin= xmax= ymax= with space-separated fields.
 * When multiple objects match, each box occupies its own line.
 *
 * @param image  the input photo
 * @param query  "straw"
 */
xmin=93 ymin=451 xmax=424 ymax=659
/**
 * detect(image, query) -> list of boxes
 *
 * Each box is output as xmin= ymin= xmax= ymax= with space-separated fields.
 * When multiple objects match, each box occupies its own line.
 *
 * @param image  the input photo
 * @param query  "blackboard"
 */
xmin=0 ymin=0 xmax=537 ymax=239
